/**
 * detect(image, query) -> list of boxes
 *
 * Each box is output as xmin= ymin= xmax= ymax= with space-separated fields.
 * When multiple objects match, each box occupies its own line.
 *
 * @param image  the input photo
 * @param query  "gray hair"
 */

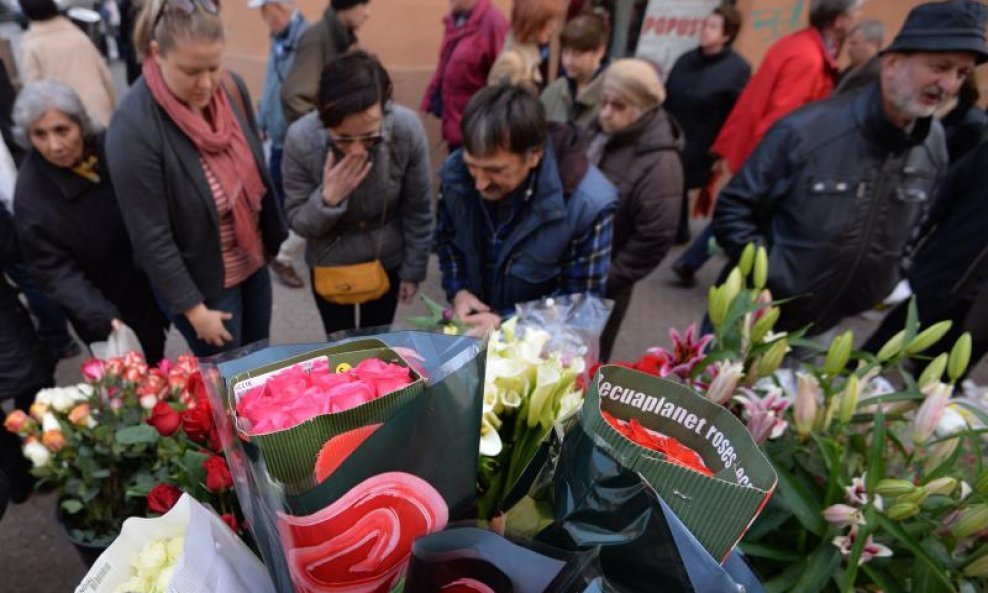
xmin=809 ymin=0 xmax=861 ymax=30
xmin=850 ymin=19 xmax=886 ymax=46
xmin=12 ymin=81 xmax=101 ymax=150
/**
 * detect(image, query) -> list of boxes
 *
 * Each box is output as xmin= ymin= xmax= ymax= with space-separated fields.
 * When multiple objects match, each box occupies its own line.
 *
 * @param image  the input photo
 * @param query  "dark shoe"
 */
xmin=670 ymin=261 xmax=697 ymax=288
xmin=271 ymin=260 xmax=304 ymax=289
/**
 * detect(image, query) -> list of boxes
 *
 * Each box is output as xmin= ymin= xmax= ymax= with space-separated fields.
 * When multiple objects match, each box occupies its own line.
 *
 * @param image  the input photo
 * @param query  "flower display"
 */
xmin=236 ymin=357 xmax=413 ymax=435
xmin=4 ymin=353 xmax=243 ymax=547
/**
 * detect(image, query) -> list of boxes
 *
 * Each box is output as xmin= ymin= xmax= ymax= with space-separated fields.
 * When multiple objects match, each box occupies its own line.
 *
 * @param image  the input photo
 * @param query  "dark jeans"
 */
xmin=675 ymin=223 xmax=716 ymax=272
xmin=5 ymin=261 xmax=75 ymax=354
xmin=599 ymin=286 xmax=633 ymax=363
xmin=269 ymin=146 xmax=285 ymax=206
xmin=676 ymin=189 xmax=691 ymax=242
xmin=168 ymin=267 xmax=273 ymax=357
xmin=310 ymin=268 xmax=401 ymax=337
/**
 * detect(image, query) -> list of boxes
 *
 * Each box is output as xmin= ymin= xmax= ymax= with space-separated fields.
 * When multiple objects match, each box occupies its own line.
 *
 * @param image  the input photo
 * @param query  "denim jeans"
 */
xmin=269 ymin=146 xmax=285 ymax=207
xmin=169 ymin=267 xmax=273 ymax=357
xmin=675 ymin=223 xmax=716 ymax=272
xmin=310 ymin=268 xmax=401 ymax=337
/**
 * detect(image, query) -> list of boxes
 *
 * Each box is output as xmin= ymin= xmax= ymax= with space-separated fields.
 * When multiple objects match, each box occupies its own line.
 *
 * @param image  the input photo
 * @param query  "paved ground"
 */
xmin=2 ymin=32 xmax=985 ymax=590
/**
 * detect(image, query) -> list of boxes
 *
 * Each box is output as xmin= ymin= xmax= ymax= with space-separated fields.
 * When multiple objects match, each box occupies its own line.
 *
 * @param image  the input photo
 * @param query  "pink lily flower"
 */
xmin=912 ymin=382 xmax=952 ymax=445
xmin=735 ymin=388 xmax=790 ymax=444
xmin=844 ymin=474 xmax=883 ymax=511
xmin=655 ymin=324 xmax=714 ymax=379
xmin=823 ymin=504 xmax=865 ymax=527
xmin=832 ymin=527 xmax=893 ymax=565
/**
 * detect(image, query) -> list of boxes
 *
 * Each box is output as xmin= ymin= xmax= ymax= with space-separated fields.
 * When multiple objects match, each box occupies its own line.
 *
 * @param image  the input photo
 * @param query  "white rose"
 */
xmin=22 ymin=441 xmax=51 ymax=468
xmin=136 ymin=540 xmax=169 ymax=575
xmin=139 ymin=394 xmax=158 ymax=411
xmin=165 ymin=536 xmax=184 ymax=562
xmin=41 ymin=412 xmax=61 ymax=433
xmin=50 ymin=388 xmax=78 ymax=413
xmin=34 ymin=388 xmax=54 ymax=406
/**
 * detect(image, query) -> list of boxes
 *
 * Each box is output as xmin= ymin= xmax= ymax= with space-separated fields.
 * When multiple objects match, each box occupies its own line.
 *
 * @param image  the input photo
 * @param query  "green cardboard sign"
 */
xmin=584 ymin=365 xmax=777 ymax=561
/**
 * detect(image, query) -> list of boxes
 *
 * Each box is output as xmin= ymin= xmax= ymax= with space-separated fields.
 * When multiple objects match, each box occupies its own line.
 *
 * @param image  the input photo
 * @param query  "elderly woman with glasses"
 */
xmin=11 ymin=82 xmax=169 ymax=362
xmin=106 ymin=0 xmax=287 ymax=356
xmin=282 ymin=51 xmax=433 ymax=335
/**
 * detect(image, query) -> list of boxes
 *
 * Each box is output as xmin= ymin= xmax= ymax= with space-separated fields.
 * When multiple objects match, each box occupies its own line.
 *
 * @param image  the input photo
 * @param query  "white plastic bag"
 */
xmin=75 ymin=494 xmax=275 ymax=593
xmin=90 ymin=322 xmax=144 ymax=360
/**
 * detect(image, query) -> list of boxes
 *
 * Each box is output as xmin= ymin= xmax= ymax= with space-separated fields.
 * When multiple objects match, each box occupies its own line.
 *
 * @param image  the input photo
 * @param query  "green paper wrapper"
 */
xmin=584 ymin=365 xmax=777 ymax=561
xmin=228 ymin=339 xmax=424 ymax=492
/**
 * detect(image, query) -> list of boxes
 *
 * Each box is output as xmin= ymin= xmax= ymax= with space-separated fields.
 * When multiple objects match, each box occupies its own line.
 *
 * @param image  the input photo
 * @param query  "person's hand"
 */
xmin=464 ymin=312 xmax=501 ymax=336
xmin=453 ymin=290 xmax=500 ymax=331
xmin=321 ymin=150 xmax=373 ymax=207
xmin=184 ymin=304 xmax=233 ymax=348
xmin=399 ymin=281 xmax=418 ymax=305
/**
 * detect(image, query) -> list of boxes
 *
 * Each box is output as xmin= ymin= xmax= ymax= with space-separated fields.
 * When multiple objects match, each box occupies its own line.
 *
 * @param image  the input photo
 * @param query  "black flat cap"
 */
xmin=883 ymin=0 xmax=988 ymax=64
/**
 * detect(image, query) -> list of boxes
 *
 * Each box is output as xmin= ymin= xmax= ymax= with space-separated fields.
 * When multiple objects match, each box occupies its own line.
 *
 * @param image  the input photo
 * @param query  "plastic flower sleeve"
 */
xmin=200 ymin=330 xmax=487 ymax=593
xmin=512 ymin=294 xmax=612 ymax=373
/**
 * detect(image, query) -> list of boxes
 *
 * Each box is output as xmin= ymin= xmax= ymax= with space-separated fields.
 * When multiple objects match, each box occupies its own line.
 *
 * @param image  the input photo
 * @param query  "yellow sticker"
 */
xmin=335 ymin=362 xmax=353 ymax=374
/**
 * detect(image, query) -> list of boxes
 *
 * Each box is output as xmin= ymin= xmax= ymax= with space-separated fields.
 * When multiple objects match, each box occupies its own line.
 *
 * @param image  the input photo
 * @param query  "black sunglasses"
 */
xmin=152 ymin=0 xmax=219 ymax=38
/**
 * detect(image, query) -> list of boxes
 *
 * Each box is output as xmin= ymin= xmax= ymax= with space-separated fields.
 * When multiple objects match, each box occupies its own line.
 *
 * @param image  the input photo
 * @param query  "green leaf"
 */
xmin=115 ymin=424 xmax=159 ymax=445
xmin=861 ymin=565 xmax=907 ymax=593
xmin=811 ymin=433 xmax=843 ymax=504
xmin=866 ymin=407 xmax=886 ymax=491
xmin=840 ymin=507 xmax=878 ymax=590
xmin=60 ymin=499 xmax=83 ymax=515
xmin=791 ymin=543 xmax=841 ymax=593
xmin=775 ymin=463 xmax=826 ymax=536
xmin=740 ymin=541 xmax=802 ymax=562
xmin=764 ymin=560 xmax=810 ymax=593
xmin=877 ymin=514 xmax=957 ymax=592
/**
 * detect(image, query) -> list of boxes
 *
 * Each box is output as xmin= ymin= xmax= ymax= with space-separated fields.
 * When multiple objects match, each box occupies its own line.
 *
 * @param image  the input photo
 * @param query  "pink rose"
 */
xmin=353 ymin=359 xmax=413 ymax=397
xmin=81 ymin=358 xmax=106 ymax=383
xmin=326 ymin=381 xmax=377 ymax=413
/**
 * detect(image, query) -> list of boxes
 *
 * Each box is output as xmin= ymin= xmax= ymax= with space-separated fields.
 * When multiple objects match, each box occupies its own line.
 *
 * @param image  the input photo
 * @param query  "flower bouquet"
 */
xmin=199 ymin=331 xmax=488 ymax=593
xmin=4 ymin=353 xmax=243 ymax=554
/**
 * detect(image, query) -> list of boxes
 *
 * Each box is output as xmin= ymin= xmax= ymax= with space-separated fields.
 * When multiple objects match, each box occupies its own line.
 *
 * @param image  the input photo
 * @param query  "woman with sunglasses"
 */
xmin=282 ymin=51 xmax=433 ymax=336
xmin=106 ymin=0 xmax=287 ymax=356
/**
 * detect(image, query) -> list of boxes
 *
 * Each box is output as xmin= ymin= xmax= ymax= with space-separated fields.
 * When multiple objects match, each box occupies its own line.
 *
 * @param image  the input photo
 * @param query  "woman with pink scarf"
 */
xmin=106 ymin=0 xmax=287 ymax=356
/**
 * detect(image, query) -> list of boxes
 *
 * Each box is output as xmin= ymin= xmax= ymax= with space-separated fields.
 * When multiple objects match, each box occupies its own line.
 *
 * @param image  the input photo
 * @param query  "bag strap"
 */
xmin=220 ymin=71 xmax=257 ymax=137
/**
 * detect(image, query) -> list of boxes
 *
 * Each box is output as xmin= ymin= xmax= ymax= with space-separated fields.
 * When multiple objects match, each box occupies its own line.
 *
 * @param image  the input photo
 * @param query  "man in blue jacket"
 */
xmin=435 ymin=84 xmax=617 ymax=331
xmin=252 ymin=0 xmax=308 ymax=288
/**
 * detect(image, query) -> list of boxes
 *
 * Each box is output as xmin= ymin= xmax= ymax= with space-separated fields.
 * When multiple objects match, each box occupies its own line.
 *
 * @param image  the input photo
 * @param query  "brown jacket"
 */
xmin=20 ymin=17 xmax=117 ymax=127
xmin=280 ymin=8 xmax=355 ymax=123
xmin=591 ymin=108 xmax=684 ymax=294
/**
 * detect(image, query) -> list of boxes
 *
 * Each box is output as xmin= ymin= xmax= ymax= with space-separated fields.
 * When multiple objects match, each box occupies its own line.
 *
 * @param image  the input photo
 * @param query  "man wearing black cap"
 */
xmin=281 ymin=0 xmax=369 ymax=123
xmin=714 ymin=0 xmax=985 ymax=336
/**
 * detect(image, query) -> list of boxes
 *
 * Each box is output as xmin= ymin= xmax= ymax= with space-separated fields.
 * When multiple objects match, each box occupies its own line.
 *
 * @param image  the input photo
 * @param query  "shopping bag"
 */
xmin=75 ymin=493 xmax=273 ymax=593
xmin=90 ymin=322 xmax=144 ymax=359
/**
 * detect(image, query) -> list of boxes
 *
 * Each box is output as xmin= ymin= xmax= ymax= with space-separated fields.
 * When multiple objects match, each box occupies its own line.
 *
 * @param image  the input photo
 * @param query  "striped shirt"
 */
xmin=200 ymin=157 xmax=261 ymax=288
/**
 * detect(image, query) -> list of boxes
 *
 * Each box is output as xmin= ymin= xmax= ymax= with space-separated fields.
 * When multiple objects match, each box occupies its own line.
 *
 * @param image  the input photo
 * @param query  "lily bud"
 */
xmin=886 ymin=501 xmax=921 ymax=521
xmin=912 ymin=382 xmax=951 ymax=445
xmin=823 ymin=504 xmax=864 ymax=527
xmin=751 ymin=307 xmax=780 ymax=344
xmin=924 ymin=437 xmax=960 ymax=474
xmin=794 ymin=373 xmax=820 ymax=436
xmin=706 ymin=361 xmax=744 ymax=405
xmin=975 ymin=472 xmax=988 ymax=495
xmin=951 ymin=504 xmax=988 ymax=538
xmin=963 ymin=554 xmax=988 ymax=578
xmin=918 ymin=354 xmax=948 ymax=388
xmin=876 ymin=330 xmax=906 ymax=362
xmin=924 ymin=477 xmax=957 ymax=497
xmin=753 ymin=246 xmax=768 ymax=290
xmin=738 ymin=243 xmax=756 ymax=277
xmin=899 ymin=487 xmax=929 ymax=505
xmin=875 ymin=479 xmax=916 ymax=497
xmin=708 ymin=286 xmax=729 ymax=329
xmin=906 ymin=321 xmax=953 ymax=355
xmin=723 ymin=268 xmax=743 ymax=305
xmin=948 ymin=332 xmax=972 ymax=383
xmin=838 ymin=374 xmax=860 ymax=424
xmin=823 ymin=331 xmax=854 ymax=377
xmin=756 ymin=339 xmax=789 ymax=378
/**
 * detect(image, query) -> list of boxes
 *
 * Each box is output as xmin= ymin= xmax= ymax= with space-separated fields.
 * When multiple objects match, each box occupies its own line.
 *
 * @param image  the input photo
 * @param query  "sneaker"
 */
xmin=670 ymin=261 xmax=697 ymax=288
xmin=271 ymin=260 xmax=304 ymax=289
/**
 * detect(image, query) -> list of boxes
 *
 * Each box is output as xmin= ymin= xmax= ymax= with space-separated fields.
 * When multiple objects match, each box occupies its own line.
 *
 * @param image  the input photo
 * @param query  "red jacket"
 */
xmin=421 ymin=0 xmax=508 ymax=147
xmin=711 ymin=27 xmax=839 ymax=172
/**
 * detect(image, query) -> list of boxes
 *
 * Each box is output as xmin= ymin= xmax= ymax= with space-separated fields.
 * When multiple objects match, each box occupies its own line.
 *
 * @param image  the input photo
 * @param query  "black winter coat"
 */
xmin=591 ymin=108 xmax=685 ymax=294
xmin=106 ymin=74 xmax=287 ymax=316
xmin=714 ymin=83 xmax=947 ymax=334
xmin=664 ymin=47 xmax=750 ymax=189
xmin=0 ymin=207 xmax=54 ymax=403
xmin=13 ymin=137 xmax=168 ymax=360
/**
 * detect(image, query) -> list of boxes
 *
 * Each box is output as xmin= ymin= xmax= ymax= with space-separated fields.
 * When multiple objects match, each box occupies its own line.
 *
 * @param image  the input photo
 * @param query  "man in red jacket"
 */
xmin=672 ymin=0 xmax=861 ymax=286
xmin=421 ymin=0 xmax=509 ymax=151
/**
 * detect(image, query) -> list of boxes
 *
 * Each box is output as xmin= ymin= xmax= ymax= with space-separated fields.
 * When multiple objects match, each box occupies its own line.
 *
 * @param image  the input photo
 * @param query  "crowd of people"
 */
xmin=2 ymin=0 xmax=988 ymax=500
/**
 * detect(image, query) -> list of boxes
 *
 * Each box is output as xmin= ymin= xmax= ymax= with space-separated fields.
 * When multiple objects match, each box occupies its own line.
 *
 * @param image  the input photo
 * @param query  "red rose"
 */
xmin=220 ymin=513 xmax=238 ymax=533
xmin=204 ymin=455 xmax=233 ymax=492
xmin=147 ymin=401 xmax=181 ymax=436
xmin=147 ymin=483 xmax=182 ymax=514
xmin=181 ymin=402 xmax=214 ymax=445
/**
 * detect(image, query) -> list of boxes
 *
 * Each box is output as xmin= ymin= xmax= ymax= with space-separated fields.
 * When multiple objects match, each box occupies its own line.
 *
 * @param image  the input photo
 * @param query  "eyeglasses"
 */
xmin=152 ymin=0 xmax=218 ymax=39
xmin=327 ymin=132 xmax=386 ymax=151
